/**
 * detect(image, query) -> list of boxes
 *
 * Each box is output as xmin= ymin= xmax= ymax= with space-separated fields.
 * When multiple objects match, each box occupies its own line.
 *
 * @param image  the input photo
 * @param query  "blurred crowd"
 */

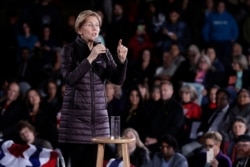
xmin=1 ymin=0 xmax=250 ymax=166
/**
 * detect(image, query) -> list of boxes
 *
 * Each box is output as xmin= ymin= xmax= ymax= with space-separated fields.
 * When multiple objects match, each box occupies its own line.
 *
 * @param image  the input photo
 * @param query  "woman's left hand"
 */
xmin=117 ymin=39 xmax=128 ymax=63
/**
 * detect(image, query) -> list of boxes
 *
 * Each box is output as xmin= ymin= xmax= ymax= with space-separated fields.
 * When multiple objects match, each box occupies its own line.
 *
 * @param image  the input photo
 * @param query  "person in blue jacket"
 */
xmin=202 ymin=0 xmax=239 ymax=70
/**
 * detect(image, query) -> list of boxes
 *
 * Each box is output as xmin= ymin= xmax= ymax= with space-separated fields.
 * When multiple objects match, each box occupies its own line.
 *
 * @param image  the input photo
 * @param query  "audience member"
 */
xmin=201 ymin=85 xmax=220 ymax=121
xmin=128 ymin=48 xmax=156 ymax=87
xmin=120 ymin=87 xmax=147 ymax=141
xmin=220 ymin=89 xmax=250 ymax=142
xmin=189 ymin=131 xmax=232 ymax=167
xmin=233 ymin=134 xmax=250 ymax=167
xmin=144 ymin=134 xmax=188 ymax=167
xmin=16 ymin=47 xmax=34 ymax=83
xmin=171 ymin=43 xmax=201 ymax=92
xmin=160 ymin=8 xmax=191 ymax=52
xmin=20 ymin=0 xmax=63 ymax=38
xmin=202 ymin=0 xmax=239 ymax=69
xmin=197 ymin=88 xmax=231 ymax=137
xmin=179 ymin=84 xmax=202 ymax=144
xmin=17 ymin=120 xmax=53 ymax=149
xmin=144 ymin=80 xmax=185 ymax=154
xmin=222 ymin=116 xmax=249 ymax=164
xmin=224 ymin=54 xmax=250 ymax=102
xmin=105 ymin=2 xmax=131 ymax=54
xmin=105 ymin=81 xmax=123 ymax=118
xmin=16 ymin=21 xmax=40 ymax=55
xmin=205 ymin=46 xmax=225 ymax=73
xmin=23 ymin=88 xmax=58 ymax=148
xmin=154 ymin=51 xmax=174 ymax=81
xmin=117 ymin=128 xmax=151 ymax=167
xmin=127 ymin=21 xmax=154 ymax=63
xmin=0 ymin=81 xmax=25 ymax=141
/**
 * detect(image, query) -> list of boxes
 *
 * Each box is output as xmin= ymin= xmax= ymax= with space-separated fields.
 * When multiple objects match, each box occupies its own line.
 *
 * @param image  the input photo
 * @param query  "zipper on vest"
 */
xmin=90 ymin=67 xmax=96 ymax=136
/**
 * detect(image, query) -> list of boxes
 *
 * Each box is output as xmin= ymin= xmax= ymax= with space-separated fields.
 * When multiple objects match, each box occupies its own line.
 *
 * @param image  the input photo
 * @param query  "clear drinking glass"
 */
xmin=110 ymin=116 xmax=120 ymax=139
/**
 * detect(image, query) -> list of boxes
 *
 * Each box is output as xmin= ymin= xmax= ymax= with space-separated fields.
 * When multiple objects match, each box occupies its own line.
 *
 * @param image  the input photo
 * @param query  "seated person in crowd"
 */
xmin=197 ymin=88 xmax=231 ymax=137
xmin=233 ymin=134 xmax=250 ymax=167
xmin=144 ymin=80 xmax=184 ymax=154
xmin=104 ymin=128 xmax=150 ymax=167
xmin=189 ymin=131 xmax=232 ymax=167
xmin=220 ymin=89 xmax=250 ymax=142
xmin=222 ymin=116 xmax=249 ymax=164
xmin=17 ymin=120 xmax=53 ymax=149
xmin=144 ymin=134 xmax=188 ymax=167
xmin=179 ymin=84 xmax=202 ymax=145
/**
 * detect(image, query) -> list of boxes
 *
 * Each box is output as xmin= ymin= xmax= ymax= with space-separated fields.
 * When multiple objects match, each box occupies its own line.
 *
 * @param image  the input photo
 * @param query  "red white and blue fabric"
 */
xmin=0 ymin=140 xmax=58 ymax=167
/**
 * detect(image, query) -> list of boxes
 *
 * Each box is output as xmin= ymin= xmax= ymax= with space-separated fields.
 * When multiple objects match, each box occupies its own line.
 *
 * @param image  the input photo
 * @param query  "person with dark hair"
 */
xmin=120 ymin=86 xmax=146 ymax=141
xmin=160 ymin=7 xmax=191 ymax=53
xmin=201 ymin=85 xmax=220 ymax=122
xmin=232 ymin=134 xmax=250 ymax=167
xmin=144 ymin=134 xmax=188 ymax=167
xmin=197 ymin=88 xmax=231 ymax=137
xmin=220 ymin=89 xmax=250 ymax=142
xmin=222 ymin=116 xmax=249 ymax=164
xmin=202 ymin=0 xmax=239 ymax=70
xmin=23 ymin=88 xmax=58 ymax=148
xmin=17 ymin=120 xmax=53 ymax=149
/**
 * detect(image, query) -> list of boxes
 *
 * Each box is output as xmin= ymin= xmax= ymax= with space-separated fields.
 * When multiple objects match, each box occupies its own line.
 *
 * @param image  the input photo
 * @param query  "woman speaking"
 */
xmin=58 ymin=10 xmax=128 ymax=167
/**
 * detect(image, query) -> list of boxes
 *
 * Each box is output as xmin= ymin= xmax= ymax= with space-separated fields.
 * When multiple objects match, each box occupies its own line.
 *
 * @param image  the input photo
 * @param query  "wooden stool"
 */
xmin=91 ymin=137 xmax=135 ymax=167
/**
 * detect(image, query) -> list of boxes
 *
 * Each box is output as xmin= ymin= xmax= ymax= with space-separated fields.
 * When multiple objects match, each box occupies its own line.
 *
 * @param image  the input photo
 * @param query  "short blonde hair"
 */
xmin=117 ymin=128 xmax=150 ymax=158
xmin=204 ymin=131 xmax=223 ymax=143
xmin=75 ymin=10 xmax=102 ymax=34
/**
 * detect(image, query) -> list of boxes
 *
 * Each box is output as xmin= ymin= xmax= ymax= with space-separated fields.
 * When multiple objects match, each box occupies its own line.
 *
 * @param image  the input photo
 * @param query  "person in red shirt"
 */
xmin=179 ymin=84 xmax=202 ymax=145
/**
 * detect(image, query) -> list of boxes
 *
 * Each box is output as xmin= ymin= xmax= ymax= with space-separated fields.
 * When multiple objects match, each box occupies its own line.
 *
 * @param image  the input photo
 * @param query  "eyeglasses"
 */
xmin=83 ymin=23 xmax=100 ymax=29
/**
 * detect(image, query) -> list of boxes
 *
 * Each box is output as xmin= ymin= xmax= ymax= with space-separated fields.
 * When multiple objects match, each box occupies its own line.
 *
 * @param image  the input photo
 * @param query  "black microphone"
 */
xmin=95 ymin=40 xmax=117 ymax=68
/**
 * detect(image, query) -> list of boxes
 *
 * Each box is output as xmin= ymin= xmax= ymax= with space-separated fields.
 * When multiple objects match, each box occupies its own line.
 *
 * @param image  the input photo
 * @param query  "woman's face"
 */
xmin=28 ymin=90 xmax=40 ymax=105
xmin=181 ymin=91 xmax=191 ymax=103
xmin=170 ymin=45 xmax=179 ymax=57
xmin=142 ymin=50 xmax=151 ymax=63
xmin=206 ymin=48 xmax=216 ymax=61
xmin=233 ymin=121 xmax=247 ymax=137
xmin=78 ymin=16 xmax=100 ymax=42
xmin=124 ymin=131 xmax=136 ymax=150
xmin=198 ymin=58 xmax=210 ymax=71
xmin=47 ymin=82 xmax=57 ymax=97
xmin=129 ymin=90 xmax=140 ymax=105
xmin=204 ymin=138 xmax=220 ymax=156
xmin=7 ymin=83 xmax=20 ymax=102
xmin=151 ymin=88 xmax=161 ymax=101
xmin=209 ymin=88 xmax=218 ymax=103
xmin=238 ymin=91 xmax=250 ymax=106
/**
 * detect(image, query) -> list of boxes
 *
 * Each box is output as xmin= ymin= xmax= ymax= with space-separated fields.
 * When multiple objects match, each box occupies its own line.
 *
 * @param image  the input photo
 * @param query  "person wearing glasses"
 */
xmin=144 ymin=134 xmax=188 ymax=167
xmin=58 ymin=10 xmax=128 ymax=167
xmin=189 ymin=131 xmax=232 ymax=167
